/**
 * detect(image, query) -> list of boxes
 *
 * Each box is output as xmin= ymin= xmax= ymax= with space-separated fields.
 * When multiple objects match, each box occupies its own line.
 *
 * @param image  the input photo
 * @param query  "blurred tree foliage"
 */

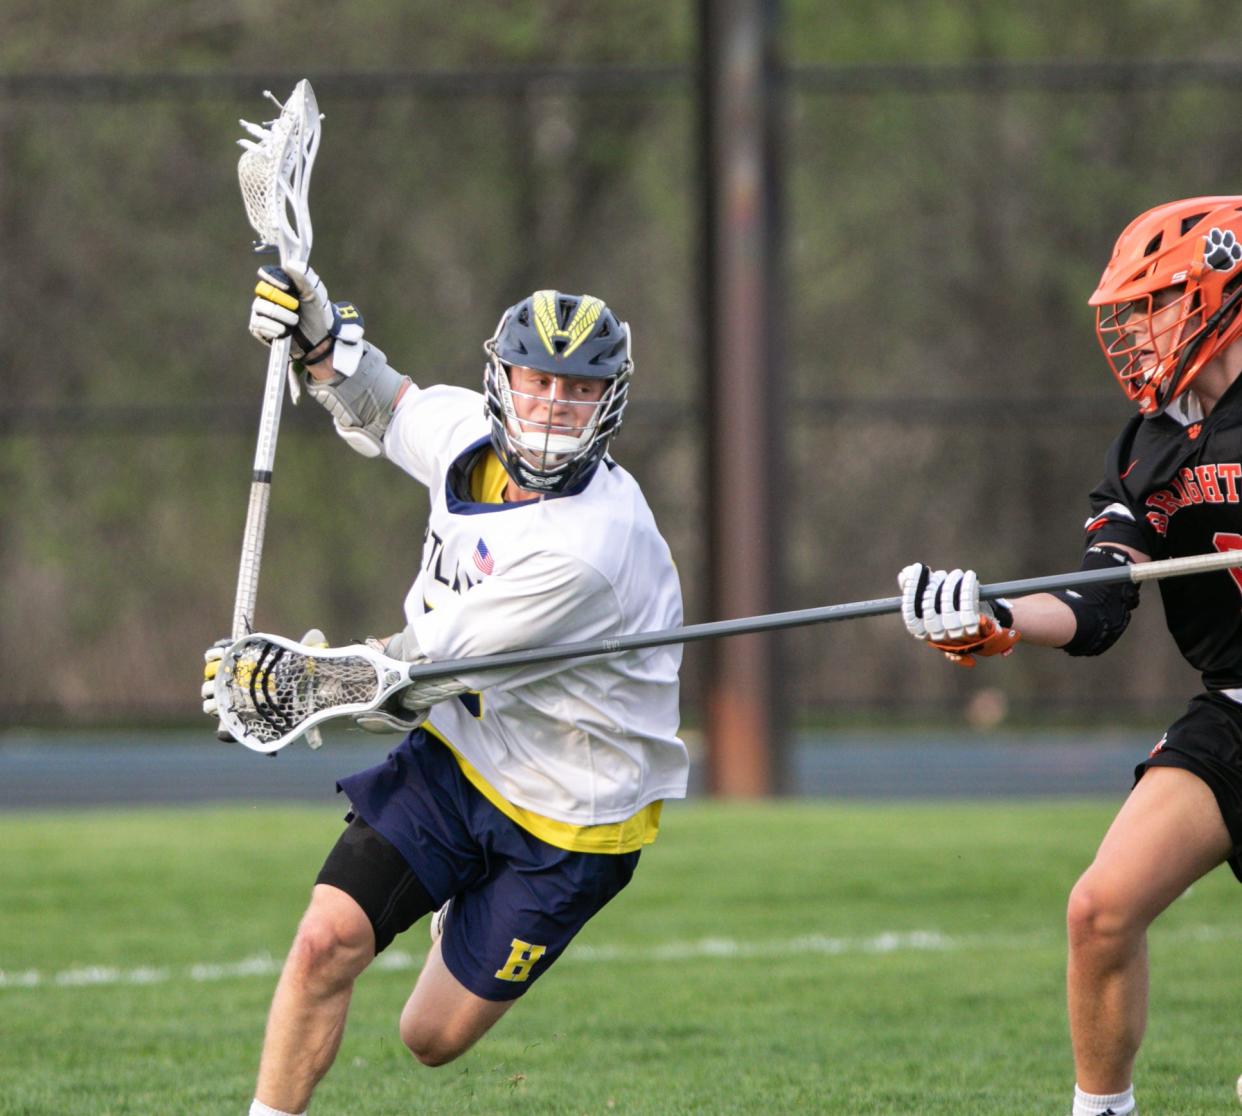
xmin=5 ymin=1 xmax=1242 ymax=724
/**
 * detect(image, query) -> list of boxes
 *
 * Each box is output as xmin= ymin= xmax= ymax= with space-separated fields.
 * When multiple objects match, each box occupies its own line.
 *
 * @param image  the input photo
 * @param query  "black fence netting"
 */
xmin=4 ymin=48 xmax=1240 ymax=725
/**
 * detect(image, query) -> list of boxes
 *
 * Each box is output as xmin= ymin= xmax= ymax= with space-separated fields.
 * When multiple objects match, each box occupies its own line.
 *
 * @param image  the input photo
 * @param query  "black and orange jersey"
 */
xmin=1085 ymin=376 xmax=1242 ymax=689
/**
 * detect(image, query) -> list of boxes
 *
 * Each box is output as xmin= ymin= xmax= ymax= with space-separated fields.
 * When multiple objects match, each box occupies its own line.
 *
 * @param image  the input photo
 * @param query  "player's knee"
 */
xmin=1066 ymin=875 xmax=1139 ymax=951
xmin=399 ymin=1018 xmax=469 ymax=1067
xmin=406 ymin=1038 xmax=463 ymax=1068
xmin=289 ymin=902 xmax=374 ymax=986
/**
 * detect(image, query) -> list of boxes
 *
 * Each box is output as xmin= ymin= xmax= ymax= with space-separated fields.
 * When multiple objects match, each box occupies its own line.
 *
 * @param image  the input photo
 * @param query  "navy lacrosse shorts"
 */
xmin=336 ymin=729 xmax=640 ymax=1001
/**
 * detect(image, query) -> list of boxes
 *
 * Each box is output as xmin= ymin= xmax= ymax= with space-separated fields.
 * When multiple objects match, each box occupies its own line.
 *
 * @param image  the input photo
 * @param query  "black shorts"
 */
xmin=1136 ymin=690 xmax=1242 ymax=881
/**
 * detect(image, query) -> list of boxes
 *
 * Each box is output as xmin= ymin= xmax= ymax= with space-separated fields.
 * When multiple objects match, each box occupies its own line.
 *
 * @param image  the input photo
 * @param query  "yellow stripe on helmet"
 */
xmin=531 ymin=290 xmax=606 ymax=360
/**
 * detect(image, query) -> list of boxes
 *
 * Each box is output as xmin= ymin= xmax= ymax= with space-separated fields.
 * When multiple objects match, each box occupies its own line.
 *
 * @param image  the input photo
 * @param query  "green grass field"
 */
xmin=3 ymin=800 xmax=1240 ymax=1115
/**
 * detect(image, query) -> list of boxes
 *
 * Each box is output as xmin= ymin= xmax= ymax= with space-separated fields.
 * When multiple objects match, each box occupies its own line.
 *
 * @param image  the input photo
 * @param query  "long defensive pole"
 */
xmin=405 ymin=548 xmax=1242 ymax=683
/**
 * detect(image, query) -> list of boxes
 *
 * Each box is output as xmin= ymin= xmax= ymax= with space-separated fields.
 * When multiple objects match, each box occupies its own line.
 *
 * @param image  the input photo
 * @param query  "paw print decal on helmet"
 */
xmin=1204 ymin=227 xmax=1242 ymax=271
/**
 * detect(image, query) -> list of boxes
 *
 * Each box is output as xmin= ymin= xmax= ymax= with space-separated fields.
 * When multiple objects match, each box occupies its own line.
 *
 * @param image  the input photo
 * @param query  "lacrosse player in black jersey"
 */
xmin=898 ymin=197 xmax=1242 ymax=1116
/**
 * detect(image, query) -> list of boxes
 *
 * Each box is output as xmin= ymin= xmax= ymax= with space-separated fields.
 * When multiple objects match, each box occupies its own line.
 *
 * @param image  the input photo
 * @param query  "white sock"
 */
xmin=1072 ymin=1083 xmax=1135 ymax=1115
xmin=250 ymin=1101 xmax=305 ymax=1116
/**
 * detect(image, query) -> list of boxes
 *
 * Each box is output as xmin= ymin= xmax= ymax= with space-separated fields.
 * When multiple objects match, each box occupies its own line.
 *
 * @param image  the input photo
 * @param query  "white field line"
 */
xmin=3 ymin=922 xmax=1240 ymax=992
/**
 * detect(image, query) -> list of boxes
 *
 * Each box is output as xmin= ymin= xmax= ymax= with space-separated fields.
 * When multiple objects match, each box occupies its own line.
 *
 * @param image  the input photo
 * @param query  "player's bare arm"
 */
xmin=898 ymin=543 xmax=1151 ymax=665
xmin=1007 ymin=544 xmax=1151 ymax=648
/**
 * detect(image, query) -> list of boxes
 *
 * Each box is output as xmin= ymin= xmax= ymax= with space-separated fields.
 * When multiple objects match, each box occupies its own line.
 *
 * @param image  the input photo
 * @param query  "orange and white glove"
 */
xmin=897 ymin=564 xmax=1020 ymax=668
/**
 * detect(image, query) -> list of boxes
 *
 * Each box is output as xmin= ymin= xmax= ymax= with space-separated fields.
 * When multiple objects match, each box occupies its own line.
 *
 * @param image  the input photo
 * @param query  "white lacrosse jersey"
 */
xmin=381 ymin=383 xmax=686 ymax=849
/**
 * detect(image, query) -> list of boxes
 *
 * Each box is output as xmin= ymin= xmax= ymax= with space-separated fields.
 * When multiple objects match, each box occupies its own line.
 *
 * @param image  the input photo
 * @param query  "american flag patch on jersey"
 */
xmin=472 ymin=538 xmax=494 ymax=575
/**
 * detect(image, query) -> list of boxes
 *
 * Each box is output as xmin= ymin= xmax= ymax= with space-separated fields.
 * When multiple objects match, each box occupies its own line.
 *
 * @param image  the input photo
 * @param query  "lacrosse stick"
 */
xmin=216 ymin=547 xmax=1242 ymax=754
xmin=216 ymin=635 xmax=415 ymax=753
xmin=221 ymin=79 xmax=323 ymax=745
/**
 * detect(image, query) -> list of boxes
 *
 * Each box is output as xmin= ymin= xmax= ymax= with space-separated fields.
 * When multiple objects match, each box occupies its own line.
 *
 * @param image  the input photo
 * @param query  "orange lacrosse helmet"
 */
xmin=1090 ymin=196 xmax=1242 ymax=415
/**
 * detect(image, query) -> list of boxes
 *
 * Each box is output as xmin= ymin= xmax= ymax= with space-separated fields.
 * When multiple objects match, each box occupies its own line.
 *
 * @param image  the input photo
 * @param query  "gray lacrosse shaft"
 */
xmin=406 ymin=548 xmax=1242 ymax=683
xmin=231 ymin=336 xmax=289 ymax=638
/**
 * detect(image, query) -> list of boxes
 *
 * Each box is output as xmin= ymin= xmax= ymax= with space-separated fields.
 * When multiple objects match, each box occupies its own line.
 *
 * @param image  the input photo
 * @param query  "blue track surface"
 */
xmin=0 ymin=727 xmax=1150 ymax=808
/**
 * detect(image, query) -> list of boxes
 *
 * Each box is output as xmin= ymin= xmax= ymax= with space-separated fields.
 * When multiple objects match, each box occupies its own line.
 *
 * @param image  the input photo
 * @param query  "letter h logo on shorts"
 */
xmin=494 ymin=938 xmax=548 ymax=983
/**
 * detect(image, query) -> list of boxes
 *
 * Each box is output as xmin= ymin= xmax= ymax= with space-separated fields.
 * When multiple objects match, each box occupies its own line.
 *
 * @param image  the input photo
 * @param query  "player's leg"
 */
xmin=254 ymin=885 xmax=375 ymax=1114
xmin=254 ymin=816 xmax=438 ymax=1113
xmin=1066 ymin=765 xmax=1230 ymax=1104
xmin=331 ymin=730 xmax=643 ymax=1068
xmin=398 ymin=828 xmax=641 ymax=1066
xmin=1066 ymin=693 xmax=1242 ymax=1115
xmin=399 ymin=937 xmax=516 ymax=1065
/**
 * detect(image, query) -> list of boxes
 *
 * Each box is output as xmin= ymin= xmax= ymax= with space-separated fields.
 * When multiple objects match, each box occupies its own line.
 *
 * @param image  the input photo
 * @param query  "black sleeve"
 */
xmin=1081 ymin=419 xmax=1159 ymax=558
xmin=1052 ymin=545 xmax=1141 ymax=657
xmin=1048 ymin=421 xmax=1157 ymax=656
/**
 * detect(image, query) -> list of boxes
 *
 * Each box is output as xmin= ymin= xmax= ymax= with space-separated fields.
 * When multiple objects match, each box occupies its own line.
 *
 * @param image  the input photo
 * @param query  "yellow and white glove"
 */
xmin=897 ymin=564 xmax=1020 ymax=668
xmin=248 ymin=264 xmax=365 ymax=374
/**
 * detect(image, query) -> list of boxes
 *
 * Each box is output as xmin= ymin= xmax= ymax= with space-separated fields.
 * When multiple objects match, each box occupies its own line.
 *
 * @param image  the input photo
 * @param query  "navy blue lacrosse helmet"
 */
xmin=483 ymin=290 xmax=633 ymax=494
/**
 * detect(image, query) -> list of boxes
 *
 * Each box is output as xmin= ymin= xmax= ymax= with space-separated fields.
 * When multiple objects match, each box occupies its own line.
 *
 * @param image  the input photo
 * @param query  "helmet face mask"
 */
xmin=1090 ymin=196 xmax=1242 ymax=415
xmin=483 ymin=290 xmax=633 ymax=494
xmin=1095 ymin=285 xmax=1199 ymax=414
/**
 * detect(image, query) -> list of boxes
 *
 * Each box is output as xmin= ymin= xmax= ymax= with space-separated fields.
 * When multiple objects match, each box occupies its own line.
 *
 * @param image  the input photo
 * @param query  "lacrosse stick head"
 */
xmin=237 ymin=79 xmax=322 ymax=266
xmin=215 ymin=633 xmax=403 ymax=753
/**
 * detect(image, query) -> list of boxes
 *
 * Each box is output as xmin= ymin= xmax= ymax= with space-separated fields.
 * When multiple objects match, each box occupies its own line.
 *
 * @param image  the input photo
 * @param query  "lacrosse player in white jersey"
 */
xmin=225 ymin=273 xmax=685 ymax=1116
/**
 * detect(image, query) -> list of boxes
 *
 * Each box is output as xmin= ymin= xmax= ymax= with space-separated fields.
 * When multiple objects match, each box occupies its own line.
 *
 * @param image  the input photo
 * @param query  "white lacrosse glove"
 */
xmin=351 ymin=634 xmax=470 ymax=735
xmin=201 ymin=637 xmax=231 ymax=719
xmin=249 ymin=264 xmax=365 ymax=375
xmin=897 ymin=564 xmax=1020 ymax=668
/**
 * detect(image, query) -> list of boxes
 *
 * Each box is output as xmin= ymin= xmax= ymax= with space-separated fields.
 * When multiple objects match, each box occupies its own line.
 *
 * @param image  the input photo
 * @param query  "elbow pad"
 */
xmin=304 ymin=342 xmax=410 ymax=458
xmin=1053 ymin=545 xmax=1141 ymax=657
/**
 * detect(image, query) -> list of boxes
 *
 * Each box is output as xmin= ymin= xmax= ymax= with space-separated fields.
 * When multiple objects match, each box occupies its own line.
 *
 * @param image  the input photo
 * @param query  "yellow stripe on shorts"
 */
xmin=423 ymin=725 xmax=663 ymax=853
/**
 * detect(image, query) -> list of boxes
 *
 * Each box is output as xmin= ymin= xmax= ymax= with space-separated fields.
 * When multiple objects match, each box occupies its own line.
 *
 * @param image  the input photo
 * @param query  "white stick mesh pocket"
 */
xmin=219 ymin=636 xmax=383 ymax=750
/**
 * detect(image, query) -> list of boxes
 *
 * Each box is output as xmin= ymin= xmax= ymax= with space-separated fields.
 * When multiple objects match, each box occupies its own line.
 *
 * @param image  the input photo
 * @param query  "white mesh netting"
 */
xmin=237 ymin=110 xmax=296 ymax=247
xmin=221 ymin=638 xmax=382 ymax=748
